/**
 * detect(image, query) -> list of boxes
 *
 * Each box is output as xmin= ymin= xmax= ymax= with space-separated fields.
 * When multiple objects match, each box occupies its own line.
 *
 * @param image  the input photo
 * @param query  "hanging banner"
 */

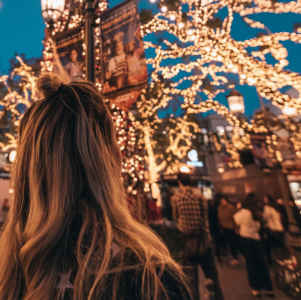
xmin=250 ymin=134 xmax=274 ymax=169
xmin=52 ymin=28 xmax=84 ymax=83
xmin=98 ymin=0 xmax=148 ymax=111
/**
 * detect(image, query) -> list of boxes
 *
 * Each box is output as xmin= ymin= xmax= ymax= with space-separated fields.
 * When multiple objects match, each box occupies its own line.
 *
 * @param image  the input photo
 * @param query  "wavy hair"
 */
xmin=0 ymin=74 xmax=189 ymax=300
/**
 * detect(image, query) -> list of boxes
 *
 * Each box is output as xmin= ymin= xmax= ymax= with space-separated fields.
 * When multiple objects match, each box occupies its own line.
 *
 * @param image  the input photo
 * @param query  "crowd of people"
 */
xmin=169 ymin=179 xmax=301 ymax=299
xmin=208 ymin=193 xmax=301 ymax=270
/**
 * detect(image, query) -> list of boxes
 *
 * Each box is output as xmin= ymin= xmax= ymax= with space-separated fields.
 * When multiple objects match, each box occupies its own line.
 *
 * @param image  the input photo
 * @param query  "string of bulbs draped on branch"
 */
xmin=139 ymin=0 xmax=301 ymax=128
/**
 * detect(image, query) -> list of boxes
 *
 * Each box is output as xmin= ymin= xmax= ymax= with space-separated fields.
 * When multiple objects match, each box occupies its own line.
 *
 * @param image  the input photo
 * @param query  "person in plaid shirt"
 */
xmin=172 ymin=173 xmax=224 ymax=300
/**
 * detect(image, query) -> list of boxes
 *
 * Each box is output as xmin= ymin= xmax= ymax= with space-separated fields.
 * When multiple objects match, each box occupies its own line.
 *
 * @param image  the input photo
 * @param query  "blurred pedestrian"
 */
xmin=208 ymin=198 xmax=222 ymax=260
xmin=0 ymin=74 xmax=192 ymax=300
xmin=234 ymin=193 xmax=274 ymax=298
xmin=172 ymin=173 xmax=225 ymax=300
xmin=276 ymin=198 xmax=289 ymax=232
xmin=289 ymin=197 xmax=301 ymax=231
xmin=218 ymin=195 xmax=239 ymax=265
xmin=263 ymin=194 xmax=285 ymax=264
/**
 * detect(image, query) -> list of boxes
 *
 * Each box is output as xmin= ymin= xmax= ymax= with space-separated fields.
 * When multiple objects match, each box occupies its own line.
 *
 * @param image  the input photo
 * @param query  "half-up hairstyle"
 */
xmin=0 ymin=73 xmax=190 ymax=300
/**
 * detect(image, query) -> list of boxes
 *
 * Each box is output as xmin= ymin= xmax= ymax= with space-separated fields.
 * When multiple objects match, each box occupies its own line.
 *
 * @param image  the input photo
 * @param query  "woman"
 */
xmin=234 ymin=194 xmax=274 ymax=298
xmin=217 ymin=195 xmax=239 ymax=265
xmin=263 ymin=194 xmax=285 ymax=264
xmin=0 ymin=74 xmax=191 ymax=300
xmin=289 ymin=197 xmax=301 ymax=231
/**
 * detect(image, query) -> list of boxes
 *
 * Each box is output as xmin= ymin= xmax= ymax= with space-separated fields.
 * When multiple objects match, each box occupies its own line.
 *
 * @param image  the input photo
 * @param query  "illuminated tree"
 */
xmin=0 ymin=56 xmax=39 ymax=151
xmin=135 ymin=0 xmax=301 ymax=183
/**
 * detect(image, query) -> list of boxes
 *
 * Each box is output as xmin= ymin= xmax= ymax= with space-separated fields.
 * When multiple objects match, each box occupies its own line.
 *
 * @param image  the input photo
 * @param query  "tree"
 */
xmin=135 ymin=0 xmax=301 ymax=185
xmin=0 ymin=55 xmax=40 ymax=148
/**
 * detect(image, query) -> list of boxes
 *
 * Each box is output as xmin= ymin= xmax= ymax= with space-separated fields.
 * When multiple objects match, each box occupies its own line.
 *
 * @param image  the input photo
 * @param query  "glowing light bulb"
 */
xmin=170 ymin=14 xmax=175 ymax=21
xmin=187 ymin=29 xmax=193 ymax=35
xmin=180 ymin=166 xmax=190 ymax=173
xmin=161 ymin=6 xmax=167 ymax=12
xmin=179 ymin=22 xmax=184 ymax=29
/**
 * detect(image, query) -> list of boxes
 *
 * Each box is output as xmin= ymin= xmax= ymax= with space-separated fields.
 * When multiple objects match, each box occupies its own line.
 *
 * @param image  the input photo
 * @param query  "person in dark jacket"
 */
xmin=208 ymin=198 xmax=222 ymax=260
xmin=289 ymin=197 xmax=301 ymax=230
xmin=172 ymin=173 xmax=225 ymax=300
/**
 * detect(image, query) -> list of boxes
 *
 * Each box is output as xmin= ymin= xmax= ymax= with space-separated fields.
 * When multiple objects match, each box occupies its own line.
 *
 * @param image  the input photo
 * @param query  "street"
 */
xmin=198 ymin=258 xmax=292 ymax=300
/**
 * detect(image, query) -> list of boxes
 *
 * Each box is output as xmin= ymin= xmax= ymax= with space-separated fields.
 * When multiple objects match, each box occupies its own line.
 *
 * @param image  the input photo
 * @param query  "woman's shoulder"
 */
xmin=115 ymin=264 xmax=191 ymax=300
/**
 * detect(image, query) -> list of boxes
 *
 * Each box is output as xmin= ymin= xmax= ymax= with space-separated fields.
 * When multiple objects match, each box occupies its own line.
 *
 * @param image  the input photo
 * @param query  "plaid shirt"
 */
xmin=171 ymin=187 xmax=210 ymax=238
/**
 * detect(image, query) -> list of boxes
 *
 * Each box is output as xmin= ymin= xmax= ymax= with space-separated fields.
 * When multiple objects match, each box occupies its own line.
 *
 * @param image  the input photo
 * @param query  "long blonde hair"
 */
xmin=0 ymin=74 xmax=189 ymax=300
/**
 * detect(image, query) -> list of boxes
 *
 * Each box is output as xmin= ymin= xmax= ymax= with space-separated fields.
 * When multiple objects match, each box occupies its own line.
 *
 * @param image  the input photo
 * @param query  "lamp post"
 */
xmin=41 ymin=0 xmax=65 ymax=29
xmin=85 ymin=0 xmax=95 ymax=82
xmin=226 ymin=90 xmax=245 ymax=116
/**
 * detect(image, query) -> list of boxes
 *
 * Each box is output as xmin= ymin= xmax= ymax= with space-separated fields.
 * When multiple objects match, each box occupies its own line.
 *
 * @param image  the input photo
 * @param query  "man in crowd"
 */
xmin=218 ymin=195 xmax=239 ymax=265
xmin=171 ymin=173 xmax=224 ymax=300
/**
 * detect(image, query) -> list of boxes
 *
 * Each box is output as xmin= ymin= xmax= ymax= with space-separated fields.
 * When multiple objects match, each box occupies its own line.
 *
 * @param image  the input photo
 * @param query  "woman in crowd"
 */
xmin=218 ymin=195 xmax=239 ymax=265
xmin=0 ymin=74 xmax=191 ymax=300
xmin=234 ymin=193 xmax=274 ymax=298
xmin=263 ymin=194 xmax=285 ymax=264
xmin=289 ymin=197 xmax=301 ymax=231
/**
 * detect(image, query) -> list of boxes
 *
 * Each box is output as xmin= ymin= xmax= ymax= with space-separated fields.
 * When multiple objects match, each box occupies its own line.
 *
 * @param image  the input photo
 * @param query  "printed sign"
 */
xmin=53 ymin=28 xmax=84 ymax=82
xmin=98 ymin=0 xmax=148 ymax=111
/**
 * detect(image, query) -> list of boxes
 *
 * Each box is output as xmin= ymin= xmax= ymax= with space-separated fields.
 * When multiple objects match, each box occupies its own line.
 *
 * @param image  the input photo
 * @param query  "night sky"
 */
xmin=0 ymin=0 xmax=300 ymax=116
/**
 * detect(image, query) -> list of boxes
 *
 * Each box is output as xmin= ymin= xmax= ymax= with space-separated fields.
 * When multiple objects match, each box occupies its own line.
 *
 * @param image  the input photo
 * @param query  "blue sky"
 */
xmin=0 ymin=0 xmax=300 ymax=117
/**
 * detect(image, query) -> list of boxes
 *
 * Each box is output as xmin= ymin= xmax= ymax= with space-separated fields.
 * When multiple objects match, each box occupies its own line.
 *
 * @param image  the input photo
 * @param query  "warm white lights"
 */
xmin=41 ymin=0 xmax=65 ymax=24
xmin=161 ymin=6 xmax=167 ymax=12
xmin=180 ymin=166 xmax=190 ymax=173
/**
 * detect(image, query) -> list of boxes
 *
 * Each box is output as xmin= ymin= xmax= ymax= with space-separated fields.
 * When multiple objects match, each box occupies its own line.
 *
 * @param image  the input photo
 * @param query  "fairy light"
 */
xmin=109 ymin=105 xmax=147 ymax=196
xmin=161 ymin=6 xmax=167 ymax=12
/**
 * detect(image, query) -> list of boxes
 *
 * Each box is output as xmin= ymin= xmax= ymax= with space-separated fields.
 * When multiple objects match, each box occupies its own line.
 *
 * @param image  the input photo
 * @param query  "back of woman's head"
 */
xmin=0 ymin=74 xmax=187 ymax=300
xmin=242 ymin=193 xmax=260 ymax=221
xmin=264 ymin=194 xmax=277 ymax=208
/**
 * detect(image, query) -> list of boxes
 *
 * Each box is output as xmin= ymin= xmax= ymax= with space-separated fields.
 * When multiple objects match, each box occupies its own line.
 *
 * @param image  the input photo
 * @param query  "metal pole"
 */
xmin=85 ymin=0 xmax=95 ymax=82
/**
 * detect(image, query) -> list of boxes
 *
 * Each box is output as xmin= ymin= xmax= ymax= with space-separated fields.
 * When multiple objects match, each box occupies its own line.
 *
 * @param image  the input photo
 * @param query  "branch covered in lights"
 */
xmin=141 ymin=0 xmax=301 ymax=125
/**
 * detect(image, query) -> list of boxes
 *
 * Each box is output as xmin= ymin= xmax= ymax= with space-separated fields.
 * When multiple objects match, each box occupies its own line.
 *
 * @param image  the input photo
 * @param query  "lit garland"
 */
xmin=0 ymin=57 xmax=37 ymax=127
xmin=0 ymin=57 xmax=38 ymax=155
xmin=109 ymin=104 xmax=146 ymax=195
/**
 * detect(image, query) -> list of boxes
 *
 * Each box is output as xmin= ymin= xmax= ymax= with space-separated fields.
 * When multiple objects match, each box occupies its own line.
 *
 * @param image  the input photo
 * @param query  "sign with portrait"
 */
xmin=250 ymin=134 xmax=274 ymax=169
xmin=98 ymin=0 xmax=148 ymax=111
xmin=53 ymin=28 xmax=84 ymax=82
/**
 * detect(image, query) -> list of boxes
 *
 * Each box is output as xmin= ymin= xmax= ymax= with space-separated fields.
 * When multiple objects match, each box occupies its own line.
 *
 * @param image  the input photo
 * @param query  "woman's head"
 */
xmin=215 ymin=194 xmax=228 ymax=206
xmin=0 ymin=74 xmax=186 ymax=300
xmin=242 ymin=193 xmax=260 ymax=221
xmin=263 ymin=194 xmax=276 ymax=207
xmin=220 ymin=196 xmax=229 ymax=206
